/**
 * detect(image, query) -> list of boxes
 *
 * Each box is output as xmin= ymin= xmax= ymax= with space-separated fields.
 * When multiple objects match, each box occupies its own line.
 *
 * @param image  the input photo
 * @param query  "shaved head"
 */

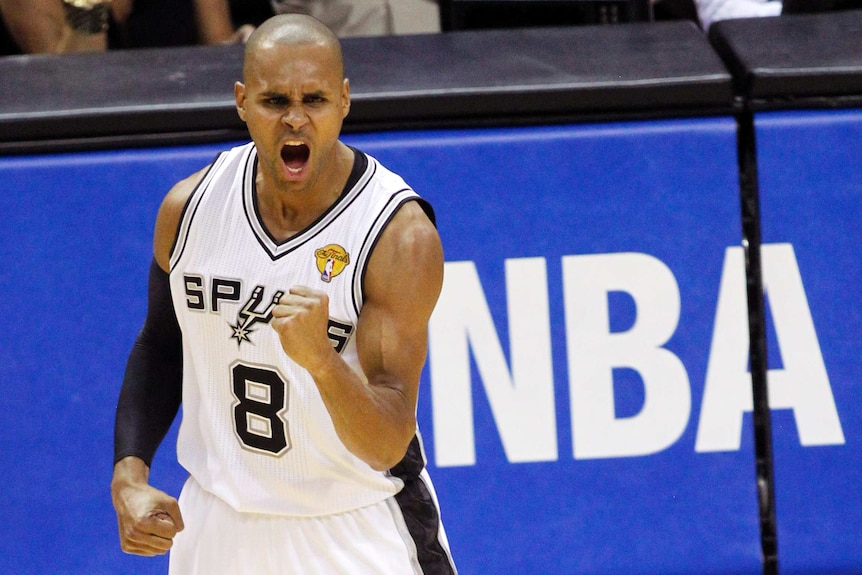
xmin=244 ymin=14 xmax=344 ymax=82
xmin=233 ymin=12 xmax=353 ymax=202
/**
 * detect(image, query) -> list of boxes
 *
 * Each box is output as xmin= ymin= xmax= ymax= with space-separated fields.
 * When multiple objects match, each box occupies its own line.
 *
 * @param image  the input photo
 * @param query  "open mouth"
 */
xmin=281 ymin=142 xmax=310 ymax=174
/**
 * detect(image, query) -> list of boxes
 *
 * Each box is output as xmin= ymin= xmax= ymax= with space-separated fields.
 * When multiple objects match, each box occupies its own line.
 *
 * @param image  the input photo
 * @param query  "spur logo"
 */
xmin=183 ymin=275 xmax=355 ymax=351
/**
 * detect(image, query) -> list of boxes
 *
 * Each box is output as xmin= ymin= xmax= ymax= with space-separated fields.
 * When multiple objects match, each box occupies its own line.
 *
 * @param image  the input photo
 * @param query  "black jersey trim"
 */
xmin=169 ymin=151 xmax=231 ymax=272
xmin=351 ymin=190 xmax=413 ymax=316
xmin=243 ymin=146 xmax=375 ymax=262
xmin=391 ymin=435 xmax=458 ymax=575
xmin=351 ymin=193 xmax=432 ymax=317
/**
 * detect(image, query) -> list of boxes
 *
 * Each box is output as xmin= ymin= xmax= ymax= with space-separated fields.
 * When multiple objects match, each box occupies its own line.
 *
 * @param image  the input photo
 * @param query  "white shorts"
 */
xmin=169 ymin=476 xmax=454 ymax=575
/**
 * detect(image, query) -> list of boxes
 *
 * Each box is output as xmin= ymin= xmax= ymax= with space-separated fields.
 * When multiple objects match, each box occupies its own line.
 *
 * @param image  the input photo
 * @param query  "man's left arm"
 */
xmin=270 ymin=200 xmax=443 ymax=470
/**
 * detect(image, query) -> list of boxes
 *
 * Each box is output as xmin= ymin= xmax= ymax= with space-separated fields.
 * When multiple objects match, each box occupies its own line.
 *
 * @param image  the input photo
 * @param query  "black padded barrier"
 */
xmin=0 ymin=21 xmax=732 ymax=154
xmin=709 ymin=9 xmax=862 ymax=109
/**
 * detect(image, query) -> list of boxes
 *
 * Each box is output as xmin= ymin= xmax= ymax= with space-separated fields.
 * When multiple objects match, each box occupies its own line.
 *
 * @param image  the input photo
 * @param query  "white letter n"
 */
xmin=428 ymin=259 xmax=558 ymax=467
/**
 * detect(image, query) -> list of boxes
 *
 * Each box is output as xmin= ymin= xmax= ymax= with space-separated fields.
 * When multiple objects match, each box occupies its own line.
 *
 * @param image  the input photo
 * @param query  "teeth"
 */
xmin=285 ymin=141 xmax=303 ymax=146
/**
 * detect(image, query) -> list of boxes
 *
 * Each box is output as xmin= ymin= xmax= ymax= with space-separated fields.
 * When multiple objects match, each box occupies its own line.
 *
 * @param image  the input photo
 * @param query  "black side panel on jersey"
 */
xmin=391 ymin=436 xmax=457 ymax=575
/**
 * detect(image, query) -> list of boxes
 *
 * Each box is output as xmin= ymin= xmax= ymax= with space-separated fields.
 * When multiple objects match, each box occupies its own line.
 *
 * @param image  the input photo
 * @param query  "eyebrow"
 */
xmin=259 ymin=89 xmax=328 ymax=99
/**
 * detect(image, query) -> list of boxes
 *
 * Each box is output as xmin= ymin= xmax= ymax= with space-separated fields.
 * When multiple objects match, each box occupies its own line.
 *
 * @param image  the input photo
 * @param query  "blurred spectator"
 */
xmin=0 ymin=0 xmax=251 ymax=55
xmin=693 ymin=0 xmax=781 ymax=30
xmin=112 ymin=0 xmax=395 ymax=49
xmin=653 ymin=0 xmax=700 ymax=23
xmin=110 ymin=0 xmax=252 ymax=48
xmin=0 ymin=0 xmax=109 ymax=55
xmin=271 ymin=0 xmax=393 ymax=36
xmin=230 ymin=0 xmax=394 ymax=38
xmin=2 ymin=0 xmax=408 ymax=56
xmin=694 ymin=0 xmax=862 ymax=31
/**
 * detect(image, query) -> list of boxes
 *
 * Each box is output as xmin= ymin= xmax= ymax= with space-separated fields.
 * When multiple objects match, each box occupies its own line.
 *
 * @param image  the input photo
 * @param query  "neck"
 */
xmin=256 ymin=144 xmax=354 ymax=242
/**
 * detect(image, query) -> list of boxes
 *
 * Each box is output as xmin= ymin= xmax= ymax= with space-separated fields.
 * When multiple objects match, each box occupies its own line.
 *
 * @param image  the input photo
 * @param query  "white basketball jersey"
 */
xmin=169 ymin=142 xmax=425 ymax=516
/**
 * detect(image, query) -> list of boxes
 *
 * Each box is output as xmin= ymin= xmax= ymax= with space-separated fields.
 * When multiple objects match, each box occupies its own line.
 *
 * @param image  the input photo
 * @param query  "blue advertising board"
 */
xmin=755 ymin=109 xmax=862 ymax=575
xmin=0 ymin=118 xmax=763 ymax=574
xmin=353 ymin=120 xmax=761 ymax=575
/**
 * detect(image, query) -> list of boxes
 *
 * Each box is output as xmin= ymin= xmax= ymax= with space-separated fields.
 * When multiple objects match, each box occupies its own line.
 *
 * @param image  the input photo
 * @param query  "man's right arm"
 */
xmin=111 ymin=257 xmax=185 ymax=555
xmin=110 ymin=168 xmax=207 ymax=555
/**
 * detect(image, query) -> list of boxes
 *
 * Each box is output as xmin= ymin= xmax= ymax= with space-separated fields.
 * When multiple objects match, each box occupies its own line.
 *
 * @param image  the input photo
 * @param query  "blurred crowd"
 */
xmin=0 ymin=0 xmax=398 ymax=55
xmin=0 ymin=0 xmax=858 ymax=57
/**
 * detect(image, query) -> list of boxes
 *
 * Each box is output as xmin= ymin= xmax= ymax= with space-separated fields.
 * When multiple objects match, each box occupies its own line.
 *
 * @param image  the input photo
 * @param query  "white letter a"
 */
xmin=696 ymin=244 xmax=844 ymax=452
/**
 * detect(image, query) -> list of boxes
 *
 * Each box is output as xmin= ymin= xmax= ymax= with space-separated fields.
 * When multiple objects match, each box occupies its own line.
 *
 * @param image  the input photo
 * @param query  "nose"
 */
xmin=281 ymin=104 xmax=308 ymax=129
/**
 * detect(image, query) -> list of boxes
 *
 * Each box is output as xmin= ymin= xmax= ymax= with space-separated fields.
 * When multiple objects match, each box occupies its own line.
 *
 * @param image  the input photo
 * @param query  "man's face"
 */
xmin=235 ymin=40 xmax=350 ymax=192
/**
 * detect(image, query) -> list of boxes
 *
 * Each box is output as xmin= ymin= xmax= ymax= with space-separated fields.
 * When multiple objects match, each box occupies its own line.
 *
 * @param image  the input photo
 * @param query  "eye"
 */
xmin=259 ymin=94 xmax=290 ymax=108
xmin=304 ymin=94 xmax=326 ymax=105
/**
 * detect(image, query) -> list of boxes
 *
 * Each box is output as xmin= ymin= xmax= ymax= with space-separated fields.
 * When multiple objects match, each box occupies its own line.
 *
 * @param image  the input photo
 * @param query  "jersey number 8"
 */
xmin=231 ymin=362 xmax=290 ymax=456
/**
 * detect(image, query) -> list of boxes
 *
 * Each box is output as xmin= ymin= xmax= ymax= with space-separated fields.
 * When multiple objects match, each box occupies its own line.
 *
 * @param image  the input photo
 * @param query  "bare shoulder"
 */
xmin=365 ymin=200 xmax=444 ymax=319
xmin=153 ymin=166 xmax=210 ymax=272
xmin=386 ymin=200 xmax=440 ymax=247
xmin=377 ymin=200 xmax=443 ymax=275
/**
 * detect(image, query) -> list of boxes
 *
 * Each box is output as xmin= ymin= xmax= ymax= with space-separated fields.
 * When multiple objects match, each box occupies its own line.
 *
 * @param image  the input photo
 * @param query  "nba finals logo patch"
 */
xmin=315 ymin=244 xmax=350 ymax=283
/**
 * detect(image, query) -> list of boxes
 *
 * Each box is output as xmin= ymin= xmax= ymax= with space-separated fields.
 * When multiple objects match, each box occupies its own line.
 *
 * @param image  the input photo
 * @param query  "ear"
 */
xmin=341 ymin=78 xmax=351 ymax=119
xmin=235 ymin=81 xmax=247 ymax=122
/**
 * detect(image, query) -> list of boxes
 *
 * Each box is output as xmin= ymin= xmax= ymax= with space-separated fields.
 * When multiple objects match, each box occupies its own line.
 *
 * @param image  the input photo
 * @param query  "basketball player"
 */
xmin=110 ymin=14 xmax=457 ymax=575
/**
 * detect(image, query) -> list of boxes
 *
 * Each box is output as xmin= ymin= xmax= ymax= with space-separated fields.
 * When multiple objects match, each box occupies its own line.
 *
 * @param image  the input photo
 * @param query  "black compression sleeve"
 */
xmin=113 ymin=259 xmax=183 ymax=467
